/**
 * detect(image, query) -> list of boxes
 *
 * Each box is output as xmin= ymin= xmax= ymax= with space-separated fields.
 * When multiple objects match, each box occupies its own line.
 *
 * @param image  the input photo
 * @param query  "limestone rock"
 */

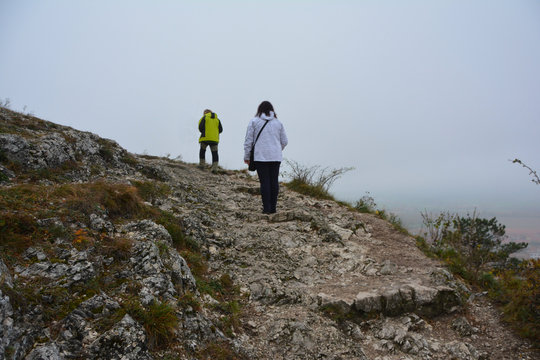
xmin=87 ymin=314 xmax=152 ymax=360
xmin=25 ymin=343 xmax=64 ymax=360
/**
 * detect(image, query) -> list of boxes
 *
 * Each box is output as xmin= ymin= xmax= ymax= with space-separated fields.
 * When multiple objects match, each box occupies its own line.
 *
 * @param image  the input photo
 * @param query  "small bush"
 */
xmin=98 ymin=140 xmax=115 ymax=162
xmin=498 ymin=259 xmax=540 ymax=344
xmin=142 ymin=301 xmax=178 ymax=349
xmin=354 ymin=193 xmax=377 ymax=213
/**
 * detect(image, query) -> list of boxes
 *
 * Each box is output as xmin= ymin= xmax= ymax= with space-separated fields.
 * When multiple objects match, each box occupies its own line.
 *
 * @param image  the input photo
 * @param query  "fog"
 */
xmin=1 ymin=0 xmax=539 ymax=255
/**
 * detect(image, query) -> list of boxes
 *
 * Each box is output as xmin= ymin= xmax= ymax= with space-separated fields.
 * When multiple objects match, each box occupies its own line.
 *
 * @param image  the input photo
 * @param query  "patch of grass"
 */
xmin=177 ymin=291 xmax=201 ymax=313
xmin=132 ymin=180 xmax=171 ymax=203
xmin=497 ymin=259 xmax=540 ymax=345
xmin=157 ymin=211 xmax=199 ymax=252
xmin=17 ymin=160 xmax=82 ymax=183
xmin=0 ymin=182 xmax=159 ymax=257
xmin=375 ymin=209 xmax=409 ymax=235
xmin=1 ymin=280 xmax=86 ymax=325
xmin=122 ymin=154 xmax=138 ymax=166
xmin=213 ymin=300 xmax=242 ymax=337
xmin=285 ymin=178 xmax=335 ymax=200
xmin=182 ymin=251 xmax=208 ymax=280
xmin=0 ymin=171 xmax=9 ymax=182
xmin=0 ymin=212 xmax=39 ymax=253
xmin=123 ymin=298 xmax=178 ymax=350
xmin=98 ymin=236 xmax=133 ymax=261
xmin=60 ymin=182 xmax=156 ymax=220
xmin=197 ymin=341 xmax=246 ymax=360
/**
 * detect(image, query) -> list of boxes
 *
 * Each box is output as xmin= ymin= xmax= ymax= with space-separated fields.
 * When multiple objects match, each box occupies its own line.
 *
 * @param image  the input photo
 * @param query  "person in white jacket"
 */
xmin=244 ymin=101 xmax=288 ymax=214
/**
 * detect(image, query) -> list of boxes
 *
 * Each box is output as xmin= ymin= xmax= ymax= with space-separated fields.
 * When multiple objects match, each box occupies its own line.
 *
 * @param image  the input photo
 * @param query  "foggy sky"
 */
xmin=1 ymin=0 xmax=539 ymax=246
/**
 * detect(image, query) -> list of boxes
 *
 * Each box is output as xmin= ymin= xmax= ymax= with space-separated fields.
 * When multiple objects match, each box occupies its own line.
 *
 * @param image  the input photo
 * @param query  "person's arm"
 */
xmin=280 ymin=123 xmax=288 ymax=150
xmin=243 ymin=120 xmax=255 ymax=162
xmin=218 ymin=120 xmax=223 ymax=133
xmin=198 ymin=117 xmax=205 ymax=135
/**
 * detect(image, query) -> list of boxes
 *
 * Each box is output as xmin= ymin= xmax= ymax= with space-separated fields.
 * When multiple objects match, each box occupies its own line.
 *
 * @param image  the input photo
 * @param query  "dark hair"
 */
xmin=256 ymin=101 xmax=277 ymax=118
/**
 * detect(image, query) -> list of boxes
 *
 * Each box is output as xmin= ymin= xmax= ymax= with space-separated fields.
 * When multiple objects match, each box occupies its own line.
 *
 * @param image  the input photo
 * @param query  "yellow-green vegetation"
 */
xmin=285 ymin=178 xmax=335 ymax=200
xmin=0 ymin=181 xmax=160 ymax=260
xmin=417 ymin=211 xmax=537 ymax=345
xmin=197 ymin=341 xmax=247 ymax=360
xmin=1 ymin=279 xmax=91 ymax=326
xmin=0 ymin=107 xmax=58 ymax=136
xmin=489 ymin=259 xmax=540 ymax=343
xmin=112 ymin=297 xmax=179 ymax=350
xmin=0 ymin=164 xmax=248 ymax=355
xmin=132 ymin=180 xmax=171 ymax=203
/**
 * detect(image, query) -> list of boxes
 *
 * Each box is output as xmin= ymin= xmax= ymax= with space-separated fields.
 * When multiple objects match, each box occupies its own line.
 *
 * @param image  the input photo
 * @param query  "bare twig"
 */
xmin=512 ymin=159 xmax=540 ymax=185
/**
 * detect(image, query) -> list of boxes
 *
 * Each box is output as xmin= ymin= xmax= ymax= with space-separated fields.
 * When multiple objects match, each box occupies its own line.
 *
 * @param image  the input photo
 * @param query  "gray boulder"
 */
xmin=87 ymin=314 xmax=152 ymax=360
xmin=25 ymin=343 xmax=64 ymax=360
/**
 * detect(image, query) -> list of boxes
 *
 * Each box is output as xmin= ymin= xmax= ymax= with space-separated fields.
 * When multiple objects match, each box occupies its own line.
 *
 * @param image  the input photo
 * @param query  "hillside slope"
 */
xmin=0 ymin=107 xmax=537 ymax=359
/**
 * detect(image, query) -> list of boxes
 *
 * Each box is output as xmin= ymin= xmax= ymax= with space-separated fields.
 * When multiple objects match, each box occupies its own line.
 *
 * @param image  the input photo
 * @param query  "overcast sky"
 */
xmin=1 ymin=0 xmax=539 ymax=249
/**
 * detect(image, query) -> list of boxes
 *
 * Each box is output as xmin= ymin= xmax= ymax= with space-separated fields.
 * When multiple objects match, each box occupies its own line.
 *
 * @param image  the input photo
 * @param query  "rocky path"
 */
xmin=150 ymin=158 xmax=538 ymax=360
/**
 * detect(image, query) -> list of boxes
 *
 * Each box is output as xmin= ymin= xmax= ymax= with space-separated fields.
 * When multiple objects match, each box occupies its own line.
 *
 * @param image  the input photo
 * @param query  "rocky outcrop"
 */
xmin=87 ymin=314 xmax=152 ymax=360
xmin=0 ymin=108 xmax=537 ymax=359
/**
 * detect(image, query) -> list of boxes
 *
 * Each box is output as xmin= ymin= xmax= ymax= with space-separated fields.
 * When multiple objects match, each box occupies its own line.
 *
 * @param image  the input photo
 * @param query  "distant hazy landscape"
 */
xmin=335 ymin=187 xmax=540 ymax=259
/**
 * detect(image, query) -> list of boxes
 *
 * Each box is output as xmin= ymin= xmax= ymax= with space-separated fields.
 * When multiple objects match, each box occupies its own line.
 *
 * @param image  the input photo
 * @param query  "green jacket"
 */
xmin=198 ymin=112 xmax=223 ymax=143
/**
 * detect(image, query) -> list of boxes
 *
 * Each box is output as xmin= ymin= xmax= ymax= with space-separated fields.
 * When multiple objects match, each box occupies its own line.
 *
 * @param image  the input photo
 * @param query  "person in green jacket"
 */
xmin=198 ymin=109 xmax=223 ymax=173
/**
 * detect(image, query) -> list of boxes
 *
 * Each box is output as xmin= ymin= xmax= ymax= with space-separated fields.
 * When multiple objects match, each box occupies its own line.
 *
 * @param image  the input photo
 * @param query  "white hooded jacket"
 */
xmin=244 ymin=111 xmax=288 ymax=162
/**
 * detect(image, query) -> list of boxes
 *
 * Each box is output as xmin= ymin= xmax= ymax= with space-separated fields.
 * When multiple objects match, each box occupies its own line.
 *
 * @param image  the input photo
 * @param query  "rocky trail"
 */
xmin=0 ymin=107 xmax=538 ymax=359
xmin=147 ymin=156 xmax=537 ymax=360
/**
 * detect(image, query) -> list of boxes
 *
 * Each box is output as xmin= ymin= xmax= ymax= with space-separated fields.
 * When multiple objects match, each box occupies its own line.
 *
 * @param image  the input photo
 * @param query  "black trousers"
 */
xmin=199 ymin=142 xmax=218 ymax=163
xmin=255 ymin=161 xmax=281 ymax=213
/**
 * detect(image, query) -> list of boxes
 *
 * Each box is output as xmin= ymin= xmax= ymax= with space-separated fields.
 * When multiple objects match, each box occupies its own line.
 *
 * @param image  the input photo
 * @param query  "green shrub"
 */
xmin=498 ymin=259 xmax=540 ymax=344
xmin=419 ymin=211 xmax=527 ymax=283
xmin=354 ymin=193 xmax=377 ymax=213
xmin=418 ymin=211 xmax=537 ymax=344
xmin=98 ymin=141 xmax=115 ymax=162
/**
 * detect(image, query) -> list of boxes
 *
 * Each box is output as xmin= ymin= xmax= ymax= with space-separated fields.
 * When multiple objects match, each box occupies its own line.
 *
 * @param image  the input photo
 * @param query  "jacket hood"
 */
xmin=260 ymin=111 xmax=276 ymax=121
